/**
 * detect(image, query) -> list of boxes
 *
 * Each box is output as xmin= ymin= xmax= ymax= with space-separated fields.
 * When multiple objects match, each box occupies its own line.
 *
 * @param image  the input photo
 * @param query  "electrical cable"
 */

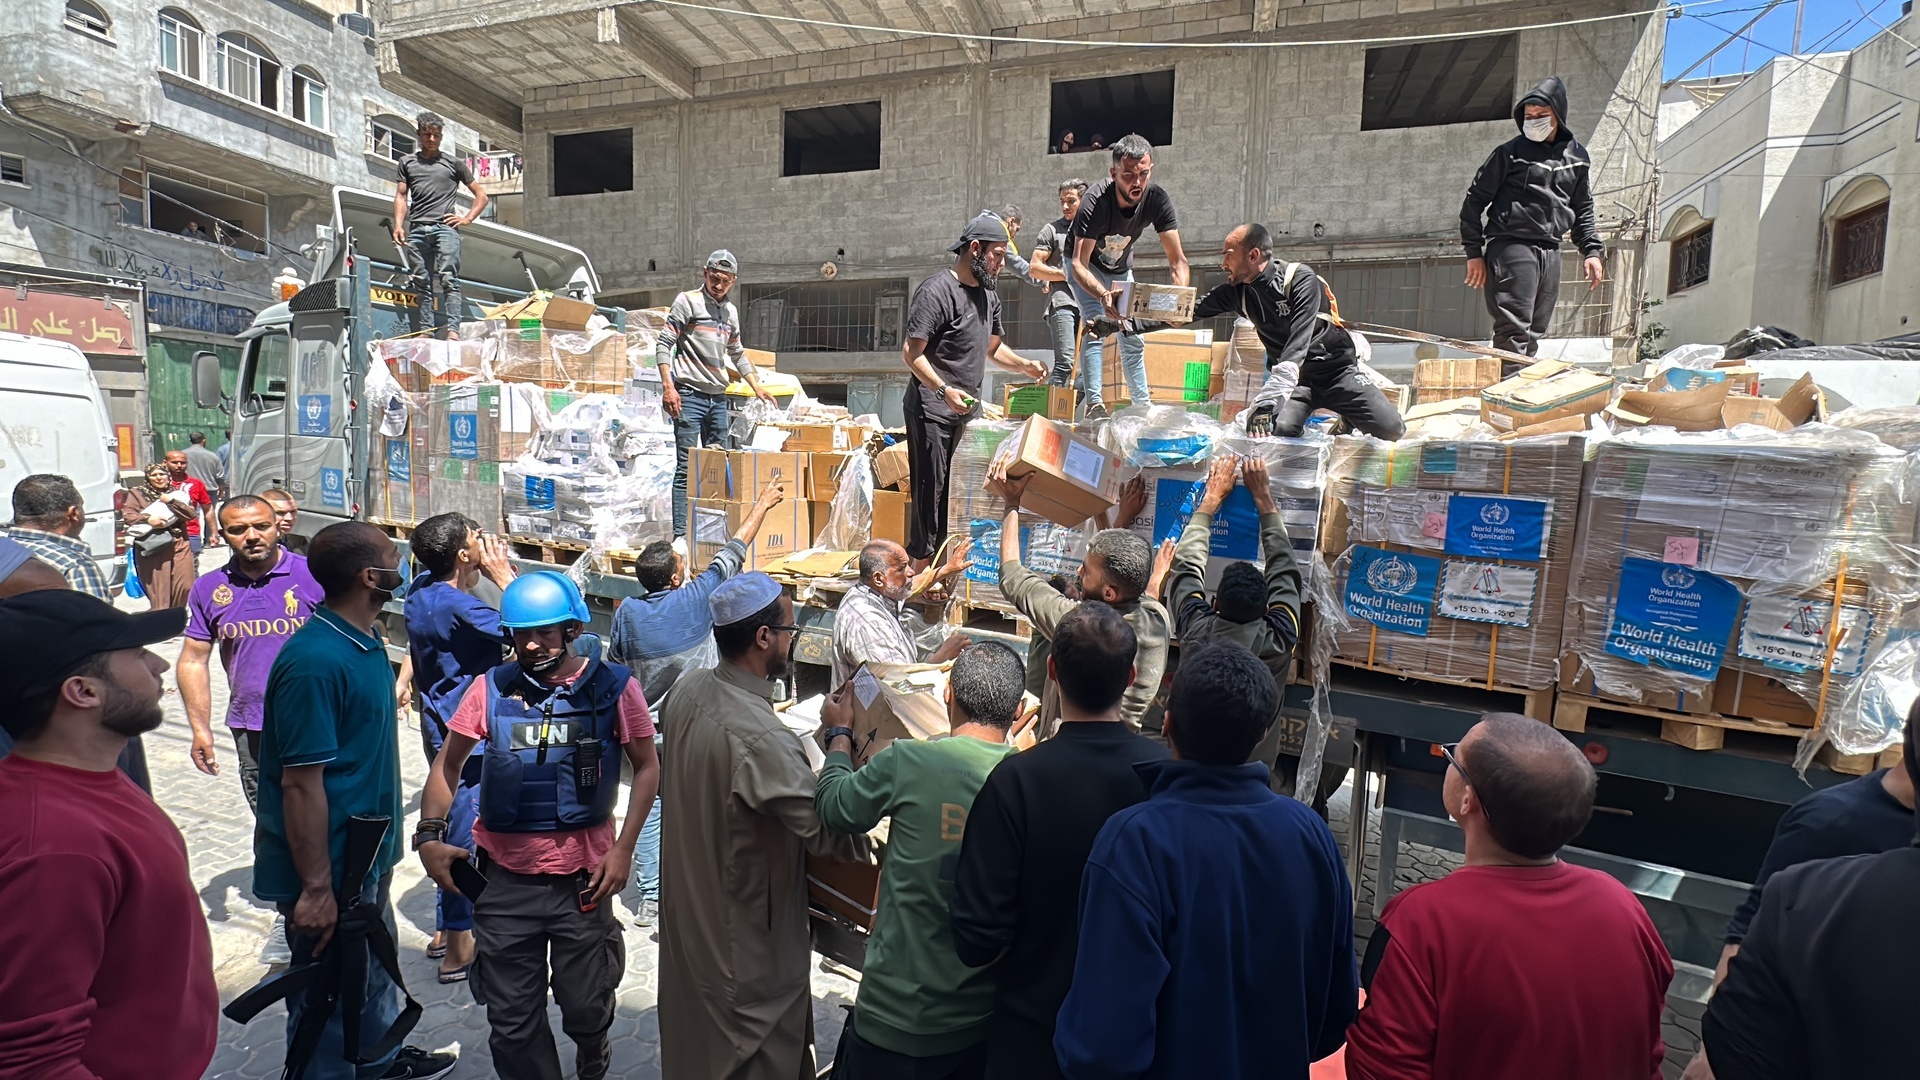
xmin=636 ymin=0 xmax=1682 ymax=50
xmin=0 ymin=207 xmax=282 ymax=306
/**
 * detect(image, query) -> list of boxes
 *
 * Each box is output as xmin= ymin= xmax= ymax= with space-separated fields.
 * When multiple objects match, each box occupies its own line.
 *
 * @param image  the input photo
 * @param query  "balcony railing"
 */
xmin=465 ymin=151 xmax=523 ymax=194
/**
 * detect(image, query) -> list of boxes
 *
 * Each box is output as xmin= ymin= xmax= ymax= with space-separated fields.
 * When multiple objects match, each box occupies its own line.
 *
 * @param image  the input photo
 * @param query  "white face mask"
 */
xmin=1523 ymin=116 xmax=1555 ymax=143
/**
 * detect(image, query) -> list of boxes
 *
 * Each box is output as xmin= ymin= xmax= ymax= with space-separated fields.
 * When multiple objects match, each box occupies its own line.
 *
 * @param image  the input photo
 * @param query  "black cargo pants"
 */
xmin=1484 ymin=236 xmax=1561 ymax=372
xmin=471 ymin=860 xmax=625 ymax=1080
xmin=902 ymin=384 xmax=973 ymax=562
xmin=1271 ymin=361 xmax=1406 ymax=441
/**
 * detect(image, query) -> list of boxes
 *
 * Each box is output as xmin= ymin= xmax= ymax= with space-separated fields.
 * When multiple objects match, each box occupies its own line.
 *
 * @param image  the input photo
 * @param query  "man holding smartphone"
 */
xmin=416 ymin=571 xmax=659 ymax=1080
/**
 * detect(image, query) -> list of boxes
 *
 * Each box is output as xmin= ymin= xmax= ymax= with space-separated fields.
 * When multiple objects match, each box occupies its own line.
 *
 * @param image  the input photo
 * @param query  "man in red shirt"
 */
xmin=0 ymin=590 xmax=218 ymax=1079
xmin=1345 ymin=712 xmax=1673 ymax=1080
xmin=417 ymin=571 xmax=660 ymax=1080
xmin=164 ymin=449 xmax=214 ymax=554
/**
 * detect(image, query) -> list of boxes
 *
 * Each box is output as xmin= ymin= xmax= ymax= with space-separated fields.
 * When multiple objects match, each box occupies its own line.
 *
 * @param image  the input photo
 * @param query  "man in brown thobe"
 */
xmin=659 ymin=573 xmax=869 ymax=1079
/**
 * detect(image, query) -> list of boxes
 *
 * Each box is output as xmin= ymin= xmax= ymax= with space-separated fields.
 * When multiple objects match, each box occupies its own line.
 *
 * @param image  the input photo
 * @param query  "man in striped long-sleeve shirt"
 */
xmin=656 ymin=249 xmax=778 ymax=542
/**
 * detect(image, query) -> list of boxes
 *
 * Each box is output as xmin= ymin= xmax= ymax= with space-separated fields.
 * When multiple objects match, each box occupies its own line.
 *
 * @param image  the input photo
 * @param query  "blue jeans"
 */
xmin=671 ymin=389 xmax=731 ymax=538
xmin=278 ymin=874 xmax=403 ymax=1080
xmin=421 ymin=728 xmax=478 ymax=932
xmin=405 ymin=223 xmax=464 ymax=336
xmin=1045 ymin=304 xmax=1087 ymax=392
xmin=635 ymin=793 xmax=662 ymax=901
xmin=1070 ymin=266 xmax=1149 ymax=406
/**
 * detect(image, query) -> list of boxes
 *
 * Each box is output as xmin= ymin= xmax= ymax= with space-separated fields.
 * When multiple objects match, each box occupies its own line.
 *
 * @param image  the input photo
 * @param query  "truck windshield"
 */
xmin=240 ymin=332 xmax=289 ymax=414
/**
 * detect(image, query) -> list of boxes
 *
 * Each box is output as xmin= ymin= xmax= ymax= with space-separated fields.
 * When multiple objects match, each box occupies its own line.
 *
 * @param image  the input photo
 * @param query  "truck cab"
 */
xmin=198 ymin=187 xmax=611 ymax=541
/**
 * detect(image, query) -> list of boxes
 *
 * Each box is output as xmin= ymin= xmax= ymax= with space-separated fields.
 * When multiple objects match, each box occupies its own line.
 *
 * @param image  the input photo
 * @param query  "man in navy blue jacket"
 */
xmin=1054 ymin=640 xmax=1357 ymax=1079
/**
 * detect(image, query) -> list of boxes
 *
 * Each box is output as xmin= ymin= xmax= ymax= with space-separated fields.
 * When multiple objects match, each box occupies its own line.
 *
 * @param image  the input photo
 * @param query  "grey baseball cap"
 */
xmin=950 ymin=212 xmax=1011 ymax=254
xmin=705 ymin=249 xmax=739 ymax=273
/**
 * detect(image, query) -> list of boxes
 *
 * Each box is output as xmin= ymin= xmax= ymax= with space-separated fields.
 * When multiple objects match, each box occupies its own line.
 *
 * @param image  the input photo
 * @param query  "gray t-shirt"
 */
xmin=1032 ymin=217 xmax=1078 ymax=312
xmin=397 ymin=152 xmax=475 ymax=228
xmin=183 ymin=443 xmax=225 ymax=493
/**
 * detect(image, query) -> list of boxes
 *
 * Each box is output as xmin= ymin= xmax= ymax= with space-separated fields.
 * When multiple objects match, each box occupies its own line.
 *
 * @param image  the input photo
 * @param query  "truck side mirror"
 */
xmin=190 ymin=350 xmax=224 ymax=411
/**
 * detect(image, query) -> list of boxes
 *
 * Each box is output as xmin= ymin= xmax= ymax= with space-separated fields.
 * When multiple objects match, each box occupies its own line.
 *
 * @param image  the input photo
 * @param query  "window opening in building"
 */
xmin=368 ymin=116 xmax=417 ymax=161
xmin=1668 ymin=223 xmax=1712 ymax=293
xmin=0 ymin=155 xmax=24 ymax=186
xmin=214 ymin=32 xmax=280 ymax=110
xmin=1362 ymin=33 xmax=1515 ymax=131
xmin=739 ymin=279 xmax=909 ymax=352
xmin=64 ymin=0 xmax=112 ymax=38
xmin=1831 ymin=201 xmax=1888 ymax=285
xmin=552 ymin=128 xmax=634 ymax=195
xmin=1048 ymin=71 xmax=1174 ymax=155
xmin=125 ymin=163 xmax=270 ymax=254
xmin=291 ymin=67 xmax=327 ymax=128
xmin=158 ymin=9 xmax=202 ymax=79
xmin=782 ymin=103 xmax=881 ymax=177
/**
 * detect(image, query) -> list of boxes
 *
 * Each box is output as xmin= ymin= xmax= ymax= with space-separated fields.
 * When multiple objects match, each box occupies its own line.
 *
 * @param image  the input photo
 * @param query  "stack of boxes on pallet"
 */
xmin=1320 ymin=434 xmax=1584 ymax=696
xmin=684 ymin=418 xmax=896 ymax=571
xmin=1559 ymin=425 xmax=1917 ymax=741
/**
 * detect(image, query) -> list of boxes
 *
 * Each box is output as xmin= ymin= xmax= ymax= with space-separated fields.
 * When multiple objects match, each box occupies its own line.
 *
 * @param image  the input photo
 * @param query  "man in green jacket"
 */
xmin=1158 ymin=454 xmax=1315 ymax=800
xmin=816 ymin=641 xmax=1026 ymax=1077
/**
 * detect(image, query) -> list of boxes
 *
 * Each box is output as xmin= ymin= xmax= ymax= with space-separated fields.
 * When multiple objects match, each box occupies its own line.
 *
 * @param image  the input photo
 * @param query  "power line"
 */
xmin=1689 ymin=8 xmax=1920 ymax=103
xmin=0 ymin=205 xmax=282 ymax=306
xmin=637 ymin=0 xmax=1687 ymax=50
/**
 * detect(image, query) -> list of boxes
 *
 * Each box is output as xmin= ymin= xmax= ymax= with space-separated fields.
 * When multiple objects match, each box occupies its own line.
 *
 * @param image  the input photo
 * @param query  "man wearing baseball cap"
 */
xmin=657 ymin=249 xmax=779 ymax=545
xmin=901 ymin=213 xmax=1046 ymax=570
xmin=0 ymin=590 xmax=218 ymax=1079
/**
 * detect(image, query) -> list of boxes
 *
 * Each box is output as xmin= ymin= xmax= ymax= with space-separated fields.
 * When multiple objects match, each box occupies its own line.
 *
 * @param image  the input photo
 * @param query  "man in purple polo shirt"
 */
xmin=180 ymin=497 xmax=323 ymax=805
xmin=179 ymin=495 xmax=324 ymax=962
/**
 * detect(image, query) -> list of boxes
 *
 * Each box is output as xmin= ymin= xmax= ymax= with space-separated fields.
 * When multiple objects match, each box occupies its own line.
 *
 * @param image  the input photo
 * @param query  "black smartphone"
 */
xmin=450 ymin=858 xmax=488 ymax=902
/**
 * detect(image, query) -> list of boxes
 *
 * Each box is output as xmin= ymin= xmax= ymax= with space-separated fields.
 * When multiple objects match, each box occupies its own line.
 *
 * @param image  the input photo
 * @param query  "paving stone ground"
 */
xmin=149 ymin=550 xmax=1700 ymax=1078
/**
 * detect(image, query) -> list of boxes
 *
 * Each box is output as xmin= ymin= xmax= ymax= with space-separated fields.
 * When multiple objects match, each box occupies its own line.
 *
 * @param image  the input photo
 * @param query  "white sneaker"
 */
xmin=260 ymin=914 xmax=293 ymax=965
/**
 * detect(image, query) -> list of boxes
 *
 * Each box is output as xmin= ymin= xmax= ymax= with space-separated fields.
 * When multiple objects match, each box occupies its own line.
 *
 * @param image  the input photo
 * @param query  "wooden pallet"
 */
xmin=949 ymin=599 xmax=1033 ymax=640
xmin=367 ymin=517 xmax=415 ymax=540
xmin=503 ymin=535 xmax=588 ymax=567
xmin=1328 ymin=657 xmax=1555 ymax=721
xmin=1546 ymin=691 xmax=1880 ymax=764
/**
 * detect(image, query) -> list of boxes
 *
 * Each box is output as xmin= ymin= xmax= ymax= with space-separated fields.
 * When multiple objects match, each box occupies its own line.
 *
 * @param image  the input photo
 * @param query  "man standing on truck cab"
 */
xmin=658 ymin=250 xmax=778 ymax=548
xmin=390 ymin=111 xmax=488 ymax=340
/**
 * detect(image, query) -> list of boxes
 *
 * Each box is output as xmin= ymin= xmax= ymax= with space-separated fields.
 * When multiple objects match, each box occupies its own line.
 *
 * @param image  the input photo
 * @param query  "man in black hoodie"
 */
xmin=1461 ymin=76 xmax=1605 ymax=372
xmin=1190 ymin=223 xmax=1405 ymax=440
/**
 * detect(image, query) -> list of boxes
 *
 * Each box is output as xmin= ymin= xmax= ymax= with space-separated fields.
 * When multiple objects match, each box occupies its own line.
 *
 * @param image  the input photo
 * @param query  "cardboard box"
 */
xmin=1101 ymin=331 xmax=1223 ymax=407
xmin=744 ymin=347 xmax=776 ymax=371
xmin=808 ymin=451 xmax=859 ymax=503
xmin=872 ymin=490 xmax=912 ymax=546
xmin=769 ymin=422 xmax=872 ymax=453
xmin=730 ymin=450 xmax=808 ymax=501
xmin=484 ymin=294 xmax=596 ymax=331
xmin=1480 ymin=360 xmax=1614 ymax=433
xmin=837 ymin=662 xmax=953 ymax=758
xmin=807 ymin=855 xmax=880 ymax=930
xmin=1121 ymin=282 xmax=1197 ymax=324
xmin=1002 ymin=415 xmax=1124 ymax=528
xmin=1609 ymin=370 xmax=1731 ymax=432
xmin=425 ymin=384 xmax=503 ymax=460
xmin=1720 ymin=373 xmax=1823 ymax=431
xmin=1003 ymin=383 xmax=1074 ymax=420
xmin=689 ymin=446 xmax=732 ymax=501
xmin=1713 ymin=669 xmax=1817 ymax=726
xmin=873 ymin=442 xmax=912 ymax=491
xmin=1414 ymin=358 xmax=1502 ymax=405
xmin=691 ymin=496 xmax=809 ymax=569
xmin=807 ymin=501 xmax=835 ymax=546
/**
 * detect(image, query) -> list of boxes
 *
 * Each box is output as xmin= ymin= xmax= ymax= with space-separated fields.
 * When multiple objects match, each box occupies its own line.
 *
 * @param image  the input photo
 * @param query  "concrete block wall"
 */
xmin=484 ymin=0 xmax=1663 ymax=346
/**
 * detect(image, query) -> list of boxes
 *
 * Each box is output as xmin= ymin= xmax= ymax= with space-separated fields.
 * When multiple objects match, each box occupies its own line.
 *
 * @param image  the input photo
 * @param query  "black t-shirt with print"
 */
xmin=905 ymin=268 xmax=1003 ymax=416
xmin=1068 ymin=180 xmax=1179 ymax=275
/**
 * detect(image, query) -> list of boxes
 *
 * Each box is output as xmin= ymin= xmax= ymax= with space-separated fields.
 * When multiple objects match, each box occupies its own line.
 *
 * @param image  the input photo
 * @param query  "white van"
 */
xmin=0 ymin=332 xmax=124 ymax=591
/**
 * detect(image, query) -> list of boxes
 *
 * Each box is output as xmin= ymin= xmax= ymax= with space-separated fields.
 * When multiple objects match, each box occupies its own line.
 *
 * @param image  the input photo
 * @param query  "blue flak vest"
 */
xmin=478 ymin=657 xmax=631 ymax=833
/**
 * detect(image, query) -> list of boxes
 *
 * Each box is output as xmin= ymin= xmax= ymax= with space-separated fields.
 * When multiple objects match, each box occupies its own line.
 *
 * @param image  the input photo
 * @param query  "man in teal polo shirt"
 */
xmin=254 ymin=521 xmax=455 ymax=1080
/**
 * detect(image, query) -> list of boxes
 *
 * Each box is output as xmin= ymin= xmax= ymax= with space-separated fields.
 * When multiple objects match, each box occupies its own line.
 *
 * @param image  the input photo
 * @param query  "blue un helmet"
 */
xmin=500 ymin=571 xmax=591 ymax=630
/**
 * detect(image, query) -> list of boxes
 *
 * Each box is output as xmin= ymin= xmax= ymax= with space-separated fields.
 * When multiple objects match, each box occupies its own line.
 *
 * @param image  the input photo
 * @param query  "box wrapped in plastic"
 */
xmin=1313 ymin=432 xmax=1588 ymax=691
xmin=490 ymin=328 xmax=629 ymax=388
xmin=945 ymin=420 xmax=1090 ymax=611
xmin=1560 ymin=424 xmax=1920 ymax=756
xmin=427 ymin=457 xmax=503 ymax=530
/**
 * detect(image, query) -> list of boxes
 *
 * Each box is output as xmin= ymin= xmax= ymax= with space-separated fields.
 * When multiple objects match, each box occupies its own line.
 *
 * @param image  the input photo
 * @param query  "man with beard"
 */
xmin=0 ymin=590 xmax=218 ymax=1079
xmin=1067 ymin=134 xmax=1191 ymax=413
xmin=180 ymin=495 xmax=324 ymax=964
xmin=830 ymin=539 xmax=973 ymax=689
xmin=1189 ymin=224 xmax=1404 ymax=440
xmin=659 ymin=573 xmax=871 ymax=1078
xmin=901 ymin=213 xmax=1047 ymax=571
xmin=254 ymin=522 xmax=456 ymax=1079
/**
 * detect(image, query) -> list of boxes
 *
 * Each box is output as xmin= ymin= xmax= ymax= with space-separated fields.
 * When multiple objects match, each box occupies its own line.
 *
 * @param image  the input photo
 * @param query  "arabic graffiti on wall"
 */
xmin=0 ymin=290 xmax=139 ymax=353
xmin=145 ymin=292 xmax=258 ymax=337
xmin=93 ymin=244 xmax=236 ymax=295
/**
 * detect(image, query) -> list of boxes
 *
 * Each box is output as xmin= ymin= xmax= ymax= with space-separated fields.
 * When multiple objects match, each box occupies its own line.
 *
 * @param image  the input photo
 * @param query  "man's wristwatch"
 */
xmin=821 ymin=726 xmax=857 ymax=747
xmin=411 ymin=817 xmax=449 ymax=851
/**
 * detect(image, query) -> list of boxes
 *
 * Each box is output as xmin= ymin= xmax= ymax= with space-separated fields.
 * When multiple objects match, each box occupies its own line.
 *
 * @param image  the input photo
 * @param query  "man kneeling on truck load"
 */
xmin=417 ymin=571 xmax=660 ymax=1080
xmin=815 ymin=641 xmax=1025 ymax=1077
xmin=1190 ymin=224 xmax=1404 ymax=441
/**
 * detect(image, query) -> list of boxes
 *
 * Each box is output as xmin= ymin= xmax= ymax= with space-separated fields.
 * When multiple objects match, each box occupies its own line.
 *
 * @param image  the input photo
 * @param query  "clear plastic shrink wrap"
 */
xmin=945 ymin=420 xmax=1089 ymax=610
xmin=1556 ymin=424 xmax=1920 ymax=762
